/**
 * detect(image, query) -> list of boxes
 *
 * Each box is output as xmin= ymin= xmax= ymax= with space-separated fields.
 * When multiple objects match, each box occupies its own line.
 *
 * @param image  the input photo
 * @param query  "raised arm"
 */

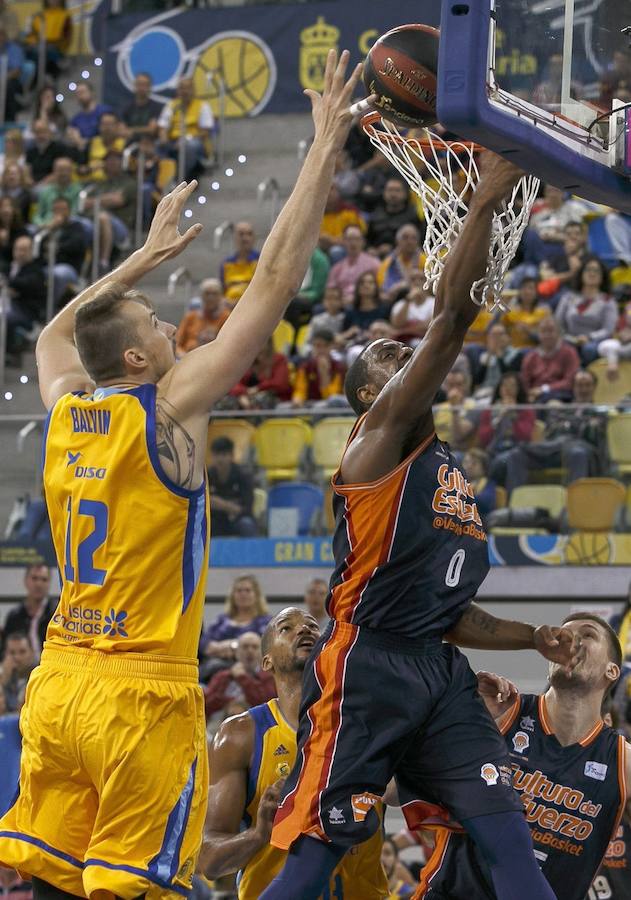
xmin=199 ymin=714 xmax=283 ymax=879
xmin=159 ymin=50 xmax=364 ymax=418
xmin=364 ymin=155 xmax=525 ymax=435
xmin=35 ymin=181 xmax=203 ymax=410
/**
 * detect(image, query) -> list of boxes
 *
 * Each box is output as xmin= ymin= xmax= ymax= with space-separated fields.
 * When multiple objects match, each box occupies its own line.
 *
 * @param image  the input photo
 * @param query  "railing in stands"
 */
xmin=213 ymin=220 xmax=233 ymax=250
xmin=257 ymin=177 xmax=280 ymax=230
xmin=122 ymin=143 xmax=146 ymax=248
xmin=167 ymin=266 xmax=193 ymax=305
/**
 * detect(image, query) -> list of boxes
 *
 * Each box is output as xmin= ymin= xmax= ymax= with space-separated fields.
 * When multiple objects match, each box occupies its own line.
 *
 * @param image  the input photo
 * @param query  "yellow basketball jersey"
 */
xmin=42 ymin=384 xmax=209 ymax=658
xmin=238 ymin=699 xmax=388 ymax=900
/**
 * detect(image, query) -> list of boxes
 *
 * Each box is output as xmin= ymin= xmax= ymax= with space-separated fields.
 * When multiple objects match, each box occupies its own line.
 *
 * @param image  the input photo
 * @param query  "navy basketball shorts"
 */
xmin=273 ymin=620 xmax=522 ymax=850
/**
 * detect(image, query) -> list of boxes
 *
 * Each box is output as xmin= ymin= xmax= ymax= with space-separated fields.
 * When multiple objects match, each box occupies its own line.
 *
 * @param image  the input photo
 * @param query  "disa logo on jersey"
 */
xmin=66 ymin=451 xmax=106 ymax=480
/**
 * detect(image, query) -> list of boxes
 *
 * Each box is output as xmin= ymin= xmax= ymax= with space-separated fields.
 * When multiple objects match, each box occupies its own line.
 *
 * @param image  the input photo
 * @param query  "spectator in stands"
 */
xmin=434 ymin=369 xmax=478 ymax=452
xmin=25 ymin=119 xmax=70 ymax=186
xmin=33 ymin=156 xmax=80 ymax=226
xmin=390 ymin=269 xmax=434 ymax=346
xmin=283 ymin=246 xmax=330 ymax=332
xmin=86 ymin=149 xmax=136 ymax=266
xmin=0 ymin=130 xmax=26 ymax=176
xmin=478 ymin=372 xmax=535 ymax=486
xmin=0 ymin=197 xmax=27 ymax=274
xmin=319 ymin=184 xmax=365 ymax=259
xmin=200 ymin=575 xmax=270 ymax=676
xmin=0 ymin=24 xmax=24 ymax=123
xmin=220 ymin=221 xmax=259 ymax=306
xmin=157 ymin=76 xmax=214 ymax=180
xmin=2 ymin=565 xmax=53 ymax=659
xmin=303 ymin=285 xmax=345 ymax=350
xmin=333 ymin=148 xmax=361 ymax=200
xmin=1 ymin=162 xmax=34 ymax=223
xmin=6 ymin=235 xmax=46 ymax=361
xmin=546 ymin=220 xmax=590 ymax=287
xmin=0 ymin=0 xmax=19 ymax=41
xmin=131 ymin=133 xmax=162 ymax=225
xmin=377 ymin=224 xmax=424 ymax=301
xmin=472 ymin=323 xmax=522 ymax=400
xmin=208 ymin=436 xmax=256 ymax=538
xmin=381 ymin=836 xmax=416 ymax=898
xmin=521 ymin=316 xmax=581 ymax=402
xmin=24 ymin=0 xmax=72 ymax=79
xmin=38 ymin=196 xmax=88 ymax=301
xmin=366 ymin=178 xmax=422 ymax=257
xmin=502 ymin=277 xmax=551 ymax=348
xmin=119 ymin=72 xmax=161 ymax=143
xmin=597 ymin=300 xmax=631 ymax=380
xmin=502 ymin=368 xmax=604 ymax=494
xmin=462 ymin=449 xmax=497 ymax=524
xmin=176 ymin=278 xmax=230 ymax=355
xmin=67 ymin=82 xmax=111 ymax=147
xmin=1 ymin=633 xmax=35 ymax=713
xmin=84 ymin=112 xmax=125 ymax=181
xmin=528 ymin=184 xmax=588 ymax=249
xmin=326 ymin=224 xmax=379 ymax=304
xmin=555 ymin=256 xmax=617 ymax=363
xmin=292 ymin=329 xmax=345 ymax=407
xmin=229 ymin=338 xmax=292 ymax=409
xmin=340 ymin=271 xmax=390 ymax=345
xmin=303 ymin=577 xmax=329 ymax=631
xmin=204 ymin=631 xmax=275 ymax=718
xmin=31 ymin=84 xmax=68 ymax=137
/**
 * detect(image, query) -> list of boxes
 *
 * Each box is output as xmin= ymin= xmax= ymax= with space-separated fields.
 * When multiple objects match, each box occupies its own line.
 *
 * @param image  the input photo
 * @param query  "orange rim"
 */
xmin=360 ymin=111 xmax=486 ymax=153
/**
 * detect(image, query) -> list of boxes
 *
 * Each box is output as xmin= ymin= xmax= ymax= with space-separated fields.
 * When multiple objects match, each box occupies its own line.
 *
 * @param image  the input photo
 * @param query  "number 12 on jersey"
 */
xmin=64 ymin=496 xmax=108 ymax=586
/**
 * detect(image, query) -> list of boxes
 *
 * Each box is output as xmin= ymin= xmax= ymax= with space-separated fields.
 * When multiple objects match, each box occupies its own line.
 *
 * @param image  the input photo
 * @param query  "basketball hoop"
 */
xmin=360 ymin=112 xmax=540 ymax=311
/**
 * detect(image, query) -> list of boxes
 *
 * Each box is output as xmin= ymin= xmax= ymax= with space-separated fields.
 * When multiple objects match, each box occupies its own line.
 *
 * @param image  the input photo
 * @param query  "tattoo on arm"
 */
xmin=461 ymin=604 xmax=499 ymax=637
xmin=155 ymin=401 xmax=196 ymax=489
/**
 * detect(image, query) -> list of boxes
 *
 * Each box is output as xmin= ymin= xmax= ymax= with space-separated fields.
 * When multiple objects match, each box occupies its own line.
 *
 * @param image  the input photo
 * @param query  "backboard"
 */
xmin=437 ymin=0 xmax=631 ymax=211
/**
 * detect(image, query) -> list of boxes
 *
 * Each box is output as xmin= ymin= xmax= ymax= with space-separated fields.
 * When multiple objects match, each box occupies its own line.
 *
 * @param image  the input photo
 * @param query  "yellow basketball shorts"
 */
xmin=0 ymin=644 xmax=208 ymax=900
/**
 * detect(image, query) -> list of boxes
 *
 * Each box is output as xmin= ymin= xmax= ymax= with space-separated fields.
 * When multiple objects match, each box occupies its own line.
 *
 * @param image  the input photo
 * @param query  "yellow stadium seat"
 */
xmin=494 ymin=486 xmax=507 ymax=509
xmin=157 ymin=158 xmax=177 ymax=192
xmin=206 ymin=419 xmax=256 ymax=466
xmin=566 ymin=478 xmax=625 ymax=532
xmin=272 ymin=320 xmax=295 ymax=356
xmin=312 ymin=418 xmax=355 ymax=480
xmin=589 ymin=359 xmax=631 ymax=404
xmin=509 ymin=485 xmax=567 ymax=518
xmin=295 ymin=325 xmax=310 ymax=354
xmin=254 ymin=418 xmax=312 ymax=482
xmin=607 ymin=414 xmax=631 ymax=475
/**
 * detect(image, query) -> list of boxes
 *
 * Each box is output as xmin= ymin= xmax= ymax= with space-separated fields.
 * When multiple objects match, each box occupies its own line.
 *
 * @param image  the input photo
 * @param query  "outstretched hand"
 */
xmin=533 ymin=624 xmax=582 ymax=673
xmin=143 ymin=180 xmax=203 ymax=265
xmin=304 ymin=49 xmax=367 ymax=152
xmin=477 ymin=151 xmax=525 ymax=205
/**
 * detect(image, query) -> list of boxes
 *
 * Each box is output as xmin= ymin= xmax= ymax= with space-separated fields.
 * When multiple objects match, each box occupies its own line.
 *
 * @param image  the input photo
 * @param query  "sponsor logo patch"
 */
xmin=273 ymin=744 xmax=289 ymax=756
xmin=351 ymin=792 xmax=379 ymax=823
xmin=328 ymin=806 xmax=345 ymax=825
xmin=481 ymin=763 xmax=499 ymax=786
xmin=520 ymin=716 xmax=535 ymax=732
xmin=584 ymin=760 xmax=608 ymax=781
xmin=512 ymin=731 xmax=530 ymax=754
xmin=275 ymin=762 xmax=291 ymax=779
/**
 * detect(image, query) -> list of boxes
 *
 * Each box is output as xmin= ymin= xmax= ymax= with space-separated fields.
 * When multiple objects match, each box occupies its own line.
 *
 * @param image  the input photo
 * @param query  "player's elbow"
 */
xmin=197 ymin=837 xmax=234 ymax=880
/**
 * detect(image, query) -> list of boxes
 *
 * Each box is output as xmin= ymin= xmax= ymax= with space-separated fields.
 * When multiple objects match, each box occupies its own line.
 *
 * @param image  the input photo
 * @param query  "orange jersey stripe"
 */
xmin=412 ymin=828 xmax=452 ymax=899
xmin=272 ymin=622 xmax=358 ymax=849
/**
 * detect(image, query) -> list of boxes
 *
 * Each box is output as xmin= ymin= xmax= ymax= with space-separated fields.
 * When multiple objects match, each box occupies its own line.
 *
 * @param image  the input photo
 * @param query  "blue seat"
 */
xmin=0 ymin=714 xmax=21 ymax=817
xmin=267 ymin=482 xmax=324 ymax=536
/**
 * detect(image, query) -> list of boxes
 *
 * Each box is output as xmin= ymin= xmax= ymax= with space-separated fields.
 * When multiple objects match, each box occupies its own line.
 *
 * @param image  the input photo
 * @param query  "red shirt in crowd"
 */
xmin=230 ymin=352 xmax=292 ymax=401
xmin=204 ymin=667 xmax=276 ymax=717
xmin=520 ymin=342 xmax=580 ymax=395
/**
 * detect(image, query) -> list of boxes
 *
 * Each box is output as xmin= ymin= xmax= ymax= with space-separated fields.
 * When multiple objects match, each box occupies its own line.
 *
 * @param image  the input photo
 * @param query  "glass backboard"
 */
xmin=437 ymin=0 xmax=631 ymax=210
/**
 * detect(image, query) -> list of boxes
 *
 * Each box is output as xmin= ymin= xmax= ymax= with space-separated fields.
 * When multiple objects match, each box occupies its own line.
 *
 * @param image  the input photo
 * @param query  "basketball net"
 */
xmin=361 ymin=113 xmax=540 ymax=311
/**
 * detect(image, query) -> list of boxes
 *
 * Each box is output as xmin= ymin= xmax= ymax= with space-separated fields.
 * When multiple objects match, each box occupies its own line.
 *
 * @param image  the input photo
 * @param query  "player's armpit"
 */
xmin=199 ymin=713 xmax=265 ymax=880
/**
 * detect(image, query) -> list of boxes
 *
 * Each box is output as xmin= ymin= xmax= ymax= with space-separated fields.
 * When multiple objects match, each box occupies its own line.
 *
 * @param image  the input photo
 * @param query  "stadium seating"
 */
xmin=272 ymin=320 xmax=295 ymax=356
xmin=589 ymin=360 xmax=631 ymax=405
xmin=207 ymin=419 xmax=257 ymax=465
xmin=312 ymin=418 xmax=355 ymax=480
xmin=254 ymin=418 xmax=312 ymax=482
xmin=267 ymin=481 xmax=324 ymax=536
xmin=607 ymin=414 xmax=631 ymax=477
xmin=566 ymin=478 xmax=625 ymax=532
xmin=490 ymin=484 xmax=566 ymax=536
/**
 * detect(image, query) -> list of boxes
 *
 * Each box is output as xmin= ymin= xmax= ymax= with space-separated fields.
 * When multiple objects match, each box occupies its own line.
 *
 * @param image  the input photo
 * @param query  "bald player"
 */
xmin=201 ymin=608 xmax=388 ymax=899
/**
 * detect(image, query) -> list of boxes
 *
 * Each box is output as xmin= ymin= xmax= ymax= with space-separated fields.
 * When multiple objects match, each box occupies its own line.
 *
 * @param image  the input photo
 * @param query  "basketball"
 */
xmin=363 ymin=24 xmax=439 ymax=129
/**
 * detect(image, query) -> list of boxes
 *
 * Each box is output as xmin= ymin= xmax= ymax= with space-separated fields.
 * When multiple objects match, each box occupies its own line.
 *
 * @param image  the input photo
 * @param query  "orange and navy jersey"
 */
xmin=329 ymin=421 xmax=489 ymax=638
xmin=42 ymin=383 xmax=209 ymax=659
xmin=419 ymin=694 xmax=627 ymax=900
xmin=587 ymin=815 xmax=631 ymax=899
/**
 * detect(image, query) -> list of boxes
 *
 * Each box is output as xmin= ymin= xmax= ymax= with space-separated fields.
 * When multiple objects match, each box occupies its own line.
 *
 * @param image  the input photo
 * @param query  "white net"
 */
xmin=362 ymin=117 xmax=541 ymax=311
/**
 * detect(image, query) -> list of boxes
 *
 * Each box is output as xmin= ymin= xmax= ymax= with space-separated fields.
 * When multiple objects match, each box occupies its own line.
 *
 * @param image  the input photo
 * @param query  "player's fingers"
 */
xmin=179 ymin=222 xmax=203 ymax=247
xmin=303 ymin=89 xmax=320 ymax=112
xmin=342 ymin=62 xmax=365 ymax=101
xmin=174 ymin=180 xmax=198 ymax=207
xmin=332 ymin=49 xmax=351 ymax=92
xmin=323 ymin=48 xmax=337 ymax=95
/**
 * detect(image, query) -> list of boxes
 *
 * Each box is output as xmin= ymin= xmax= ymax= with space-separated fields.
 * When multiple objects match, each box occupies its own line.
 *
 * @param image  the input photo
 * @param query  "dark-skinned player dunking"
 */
xmin=261 ymin=154 xmax=580 ymax=900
